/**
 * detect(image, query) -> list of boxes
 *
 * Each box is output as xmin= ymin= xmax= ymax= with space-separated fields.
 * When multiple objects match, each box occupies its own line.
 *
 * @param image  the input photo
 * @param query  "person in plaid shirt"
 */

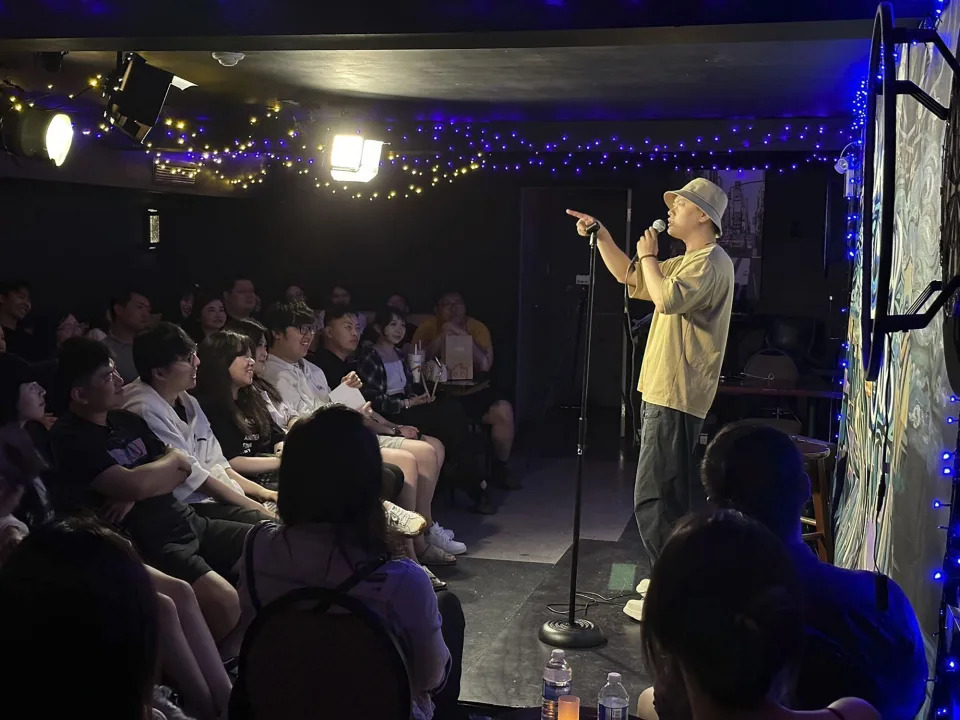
xmin=357 ymin=306 xmax=493 ymax=516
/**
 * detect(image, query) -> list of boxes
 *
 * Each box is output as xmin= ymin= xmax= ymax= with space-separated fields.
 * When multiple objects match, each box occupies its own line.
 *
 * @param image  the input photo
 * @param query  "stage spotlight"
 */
xmin=329 ymin=134 xmax=383 ymax=183
xmin=0 ymin=105 xmax=74 ymax=166
xmin=104 ymin=53 xmax=193 ymax=143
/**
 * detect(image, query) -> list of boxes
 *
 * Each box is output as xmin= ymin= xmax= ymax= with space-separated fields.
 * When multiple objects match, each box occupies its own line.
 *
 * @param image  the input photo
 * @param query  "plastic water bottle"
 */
xmin=598 ymin=672 xmax=630 ymax=720
xmin=540 ymin=649 xmax=572 ymax=720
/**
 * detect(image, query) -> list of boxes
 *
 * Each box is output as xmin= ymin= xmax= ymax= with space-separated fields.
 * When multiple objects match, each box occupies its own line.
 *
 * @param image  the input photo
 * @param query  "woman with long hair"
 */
xmin=640 ymin=510 xmax=878 ymax=720
xmin=185 ymin=289 xmax=228 ymax=345
xmin=231 ymin=319 xmax=291 ymax=430
xmin=193 ymin=330 xmax=284 ymax=480
xmin=357 ymin=306 xmax=486 ymax=516
xmin=238 ymin=405 xmax=464 ymax=720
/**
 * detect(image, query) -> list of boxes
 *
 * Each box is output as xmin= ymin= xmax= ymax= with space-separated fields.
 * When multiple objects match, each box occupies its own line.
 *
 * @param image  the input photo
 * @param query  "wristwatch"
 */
xmin=392 ymin=426 xmax=403 ymax=436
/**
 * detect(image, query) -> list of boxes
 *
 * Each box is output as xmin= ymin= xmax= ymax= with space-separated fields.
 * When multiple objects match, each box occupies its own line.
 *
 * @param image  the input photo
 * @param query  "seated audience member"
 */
xmin=54 ymin=310 xmax=84 ymax=348
xmin=122 ymin=322 xmax=276 ymax=523
xmin=239 ymin=406 xmax=464 ymax=720
xmin=0 ymin=279 xmax=43 ymax=361
xmin=388 ymin=292 xmax=418 ymax=348
xmin=105 ymin=287 xmax=154 ymax=384
xmin=320 ymin=307 xmax=468 ymax=548
xmin=0 ymin=427 xmax=231 ymax=720
xmin=358 ymin=306 xmax=498 ymax=508
xmin=48 ymin=337 xmax=249 ymax=643
xmin=285 ymin=284 xmax=306 ymax=303
xmin=185 ymin=289 xmax=228 ymax=344
xmin=222 ymin=274 xmax=260 ymax=330
xmin=230 ymin=316 xmax=448 ymax=585
xmin=318 ymin=283 xmax=367 ymax=334
xmin=0 ymin=354 xmax=54 ymax=539
xmin=412 ymin=291 xmax=515 ymax=488
xmin=194 ymin=331 xmax=285 ymax=480
xmin=231 ymin=318 xmax=289 ymax=428
xmin=637 ymin=422 xmax=927 ymax=720
xmin=175 ymin=283 xmax=198 ymax=324
xmin=262 ymin=301 xmax=465 ymax=556
xmin=641 ymin=510 xmax=879 ymax=720
xmin=0 ymin=519 xmax=168 ymax=719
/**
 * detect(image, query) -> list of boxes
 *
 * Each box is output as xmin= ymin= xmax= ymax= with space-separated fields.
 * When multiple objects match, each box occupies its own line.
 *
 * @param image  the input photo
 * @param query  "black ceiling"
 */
xmin=0 ymin=0 xmax=934 ymax=42
xmin=0 ymin=1 xmax=936 ymax=131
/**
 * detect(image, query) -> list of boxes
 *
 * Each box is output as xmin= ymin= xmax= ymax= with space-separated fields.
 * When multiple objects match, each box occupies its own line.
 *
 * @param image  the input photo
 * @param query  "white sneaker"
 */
xmin=427 ymin=523 xmax=467 ymax=555
xmin=433 ymin=522 xmax=455 ymax=540
xmin=383 ymin=501 xmax=427 ymax=537
xmin=623 ymin=598 xmax=645 ymax=622
xmin=635 ymin=578 xmax=651 ymax=596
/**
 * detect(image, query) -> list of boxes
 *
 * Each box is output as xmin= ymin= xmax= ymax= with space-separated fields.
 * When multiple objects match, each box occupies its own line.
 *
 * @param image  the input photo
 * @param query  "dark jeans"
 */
xmin=190 ymin=502 xmax=273 ymax=526
xmin=634 ymin=401 xmax=706 ymax=567
xmin=433 ymin=590 xmax=466 ymax=720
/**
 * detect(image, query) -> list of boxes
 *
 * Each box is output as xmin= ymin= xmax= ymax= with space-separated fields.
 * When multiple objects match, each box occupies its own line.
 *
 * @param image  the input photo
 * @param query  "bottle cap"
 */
xmin=550 ymin=649 xmax=565 ymax=660
xmin=607 ymin=672 xmax=622 ymax=683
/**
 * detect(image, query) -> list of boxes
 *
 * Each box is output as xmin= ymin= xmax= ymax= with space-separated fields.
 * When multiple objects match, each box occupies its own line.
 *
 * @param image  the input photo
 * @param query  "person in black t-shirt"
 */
xmin=311 ymin=305 xmax=359 ymax=383
xmin=194 ymin=330 xmax=285 ymax=481
xmin=0 ymin=280 xmax=43 ymax=362
xmin=48 ymin=337 xmax=250 ymax=645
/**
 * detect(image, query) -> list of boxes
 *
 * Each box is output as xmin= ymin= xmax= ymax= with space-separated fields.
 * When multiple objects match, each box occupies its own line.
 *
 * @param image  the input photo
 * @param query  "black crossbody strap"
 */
xmin=243 ymin=521 xmax=269 ymax=612
xmin=334 ymin=553 xmax=390 ymax=595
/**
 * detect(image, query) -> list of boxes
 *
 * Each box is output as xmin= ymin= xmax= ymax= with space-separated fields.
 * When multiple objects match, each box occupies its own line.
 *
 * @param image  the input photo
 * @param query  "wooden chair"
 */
xmin=792 ymin=434 xmax=834 ymax=563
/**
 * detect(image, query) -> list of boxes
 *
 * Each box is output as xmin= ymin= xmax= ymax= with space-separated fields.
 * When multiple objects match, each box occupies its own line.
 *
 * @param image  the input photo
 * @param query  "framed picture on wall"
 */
xmin=673 ymin=169 xmax=765 ymax=306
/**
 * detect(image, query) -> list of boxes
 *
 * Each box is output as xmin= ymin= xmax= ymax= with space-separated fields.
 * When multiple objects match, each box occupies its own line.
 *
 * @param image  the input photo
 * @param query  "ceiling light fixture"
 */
xmin=212 ymin=52 xmax=245 ymax=67
xmin=329 ymin=134 xmax=384 ymax=183
xmin=0 ymin=105 xmax=74 ymax=166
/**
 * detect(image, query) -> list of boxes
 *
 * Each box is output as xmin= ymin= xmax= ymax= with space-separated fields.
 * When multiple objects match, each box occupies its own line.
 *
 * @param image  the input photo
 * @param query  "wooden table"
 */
xmin=714 ymin=380 xmax=843 ymax=439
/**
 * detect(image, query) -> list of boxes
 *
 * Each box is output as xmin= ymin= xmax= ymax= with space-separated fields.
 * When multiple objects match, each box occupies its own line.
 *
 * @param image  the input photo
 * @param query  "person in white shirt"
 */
xmin=261 ymin=301 xmax=463 ymax=566
xmin=123 ymin=321 xmax=276 ymax=524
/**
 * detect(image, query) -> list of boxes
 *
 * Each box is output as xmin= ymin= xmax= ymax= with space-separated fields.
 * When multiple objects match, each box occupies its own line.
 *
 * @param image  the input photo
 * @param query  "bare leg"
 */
xmin=483 ymin=400 xmax=515 ymax=462
xmin=400 ymin=437 xmax=442 ymax=525
xmin=637 ymin=687 xmax=659 ymax=720
xmin=149 ymin=567 xmax=232 ymax=716
xmin=381 ymin=447 xmax=431 ymax=554
xmin=156 ymin=592 xmax=218 ymax=720
xmin=191 ymin=570 xmax=241 ymax=649
xmin=380 ymin=447 xmax=419 ymax=512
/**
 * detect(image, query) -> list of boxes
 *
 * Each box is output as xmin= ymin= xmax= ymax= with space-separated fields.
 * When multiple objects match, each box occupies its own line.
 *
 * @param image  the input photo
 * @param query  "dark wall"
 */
xmin=0 ymin=163 xmax=842 ymax=400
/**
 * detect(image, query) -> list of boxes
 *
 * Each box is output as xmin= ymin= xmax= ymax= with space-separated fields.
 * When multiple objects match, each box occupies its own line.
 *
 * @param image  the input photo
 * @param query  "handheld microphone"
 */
xmin=631 ymin=219 xmax=667 ymax=263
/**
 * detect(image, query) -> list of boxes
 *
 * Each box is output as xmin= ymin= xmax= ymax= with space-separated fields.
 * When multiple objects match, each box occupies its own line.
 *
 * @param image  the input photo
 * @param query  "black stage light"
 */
xmin=104 ymin=53 xmax=175 ymax=143
xmin=0 ymin=104 xmax=74 ymax=166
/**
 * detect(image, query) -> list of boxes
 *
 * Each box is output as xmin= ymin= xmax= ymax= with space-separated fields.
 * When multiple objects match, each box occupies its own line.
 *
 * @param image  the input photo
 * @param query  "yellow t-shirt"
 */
xmin=630 ymin=244 xmax=735 ymax=419
xmin=412 ymin=316 xmax=493 ymax=352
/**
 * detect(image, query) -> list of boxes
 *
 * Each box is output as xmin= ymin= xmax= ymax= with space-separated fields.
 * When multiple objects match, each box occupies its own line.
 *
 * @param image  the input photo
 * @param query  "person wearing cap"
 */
xmin=567 ymin=177 xmax=735 ymax=621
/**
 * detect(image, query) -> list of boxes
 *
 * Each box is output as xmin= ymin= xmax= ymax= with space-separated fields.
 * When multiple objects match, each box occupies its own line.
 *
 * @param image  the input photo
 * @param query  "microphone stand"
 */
xmin=539 ymin=222 xmax=607 ymax=649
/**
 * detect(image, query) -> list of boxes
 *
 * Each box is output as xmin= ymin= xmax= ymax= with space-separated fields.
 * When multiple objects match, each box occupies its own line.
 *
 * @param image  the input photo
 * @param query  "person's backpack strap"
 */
xmin=243 ymin=521 xmax=270 ymax=612
xmin=334 ymin=553 xmax=390 ymax=595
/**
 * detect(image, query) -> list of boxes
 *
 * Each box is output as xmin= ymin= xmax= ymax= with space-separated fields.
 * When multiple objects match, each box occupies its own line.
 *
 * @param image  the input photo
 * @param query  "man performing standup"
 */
xmin=566 ymin=178 xmax=735 ymax=621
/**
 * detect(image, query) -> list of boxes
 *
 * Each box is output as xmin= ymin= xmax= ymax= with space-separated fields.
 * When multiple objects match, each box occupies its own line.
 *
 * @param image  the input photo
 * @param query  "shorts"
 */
xmin=377 ymin=434 xmax=406 ymax=450
xmin=456 ymin=386 xmax=504 ymax=421
xmin=125 ymin=498 xmax=254 ymax=585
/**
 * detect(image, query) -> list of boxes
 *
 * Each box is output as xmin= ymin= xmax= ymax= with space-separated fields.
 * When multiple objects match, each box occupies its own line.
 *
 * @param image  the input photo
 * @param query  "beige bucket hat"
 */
xmin=663 ymin=177 xmax=728 ymax=235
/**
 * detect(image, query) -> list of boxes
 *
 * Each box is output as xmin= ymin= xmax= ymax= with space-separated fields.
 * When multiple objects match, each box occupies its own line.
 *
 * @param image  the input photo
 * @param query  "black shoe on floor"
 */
xmin=463 ymin=485 xmax=496 ymax=514
xmin=490 ymin=460 xmax=521 ymax=490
